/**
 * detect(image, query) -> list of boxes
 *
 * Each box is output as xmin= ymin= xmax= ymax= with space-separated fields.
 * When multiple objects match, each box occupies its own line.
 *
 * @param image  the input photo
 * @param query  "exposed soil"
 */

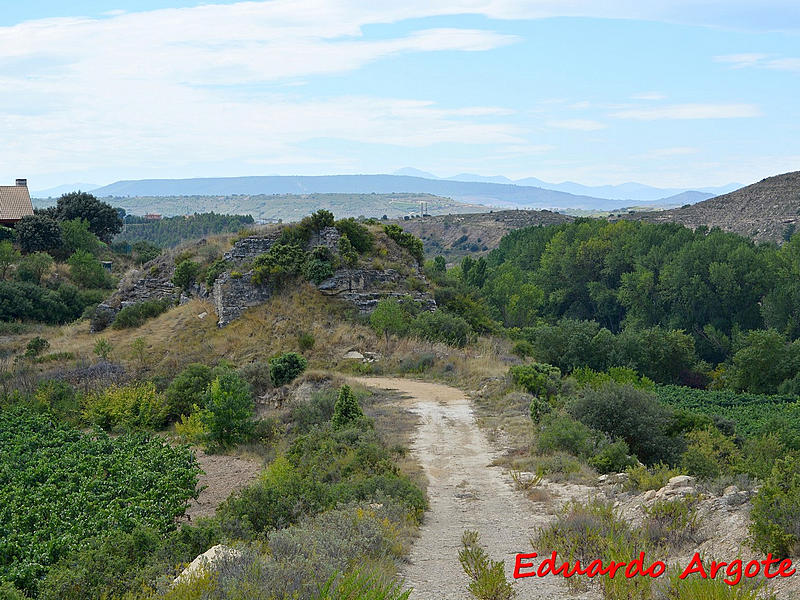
xmin=351 ymin=377 xmax=597 ymax=600
xmin=184 ymin=449 xmax=263 ymax=521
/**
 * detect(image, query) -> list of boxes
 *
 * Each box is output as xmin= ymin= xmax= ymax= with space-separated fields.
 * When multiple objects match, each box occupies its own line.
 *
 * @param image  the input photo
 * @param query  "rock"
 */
xmin=668 ymin=475 xmax=695 ymax=488
xmin=723 ymin=485 xmax=739 ymax=496
xmin=213 ymin=271 xmax=274 ymax=327
xmin=343 ymin=351 xmax=365 ymax=360
xmin=174 ymin=544 xmax=242 ymax=586
xmin=643 ymin=490 xmax=657 ymax=502
xmin=197 ymin=312 xmax=208 ymax=319
xmin=223 ymin=233 xmax=281 ymax=264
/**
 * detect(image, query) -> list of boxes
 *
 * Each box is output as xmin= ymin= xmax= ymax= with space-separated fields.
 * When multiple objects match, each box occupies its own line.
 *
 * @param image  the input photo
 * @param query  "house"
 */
xmin=144 ymin=213 xmax=162 ymax=221
xmin=0 ymin=179 xmax=34 ymax=226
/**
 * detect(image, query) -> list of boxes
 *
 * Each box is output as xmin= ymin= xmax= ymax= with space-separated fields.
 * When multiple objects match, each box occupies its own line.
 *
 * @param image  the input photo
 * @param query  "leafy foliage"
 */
xmin=331 ymin=385 xmax=364 ymax=429
xmin=68 ymin=249 xmax=113 ymax=288
xmin=0 ymin=407 xmax=200 ymax=594
xmin=15 ymin=214 xmax=63 ymax=254
xmin=116 ymin=213 xmax=254 ymax=248
xmin=750 ymin=456 xmax=800 ymax=557
xmin=112 ymin=298 xmax=174 ymax=329
xmin=269 ymin=352 xmax=308 ymax=386
xmin=383 ymin=224 xmax=424 ymax=265
xmin=510 ymin=362 xmax=562 ymax=399
xmin=173 ymin=259 xmax=200 ymax=291
xmin=55 ymin=192 xmax=123 ymax=242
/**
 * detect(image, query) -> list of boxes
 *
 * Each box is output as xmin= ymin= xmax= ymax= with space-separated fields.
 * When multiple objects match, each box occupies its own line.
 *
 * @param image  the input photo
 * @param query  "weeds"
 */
xmin=459 ymin=531 xmax=515 ymax=600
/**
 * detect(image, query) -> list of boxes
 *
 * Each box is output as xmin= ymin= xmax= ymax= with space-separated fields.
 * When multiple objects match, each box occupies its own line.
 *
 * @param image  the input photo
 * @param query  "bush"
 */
xmin=625 ymin=463 xmax=685 ymax=492
xmin=588 ymin=439 xmax=637 ymax=474
xmin=458 ymin=531 xmax=514 ymax=600
xmin=571 ymin=366 xmax=655 ymax=390
xmin=203 ymin=370 xmax=255 ymax=448
xmin=238 ymin=361 xmax=272 ymax=397
xmin=370 ymin=298 xmax=410 ymax=341
xmin=15 ymin=214 xmax=63 ymax=254
xmin=409 ymin=310 xmax=474 ymax=347
xmin=680 ymin=427 xmax=741 ymax=480
xmin=33 ymin=380 xmax=81 ymax=424
xmin=510 ymin=362 xmax=561 ymax=399
xmin=537 ymin=413 xmax=598 ymax=458
xmin=529 ymin=397 xmax=551 ymax=424
xmin=111 ymin=298 xmax=173 ymax=329
xmin=332 ymin=385 xmax=364 ymax=429
xmin=83 ymin=382 xmax=168 ymax=431
xmin=68 ymin=250 xmax=112 ymax=288
xmin=335 ymin=218 xmax=373 ymax=253
xmin=165 ymin=363 xmax=213 ymax=419
xmin=16 ymin=251 xmax=54 ymax=284
xmin=25 ymin=336 xmax=50 ymax=358
xmin=269 ymin=352 xmax=308 ymax=386
xmin=382 ymin=224 xmax=424 ymax=265
xmin=297 ymin=331 xmax=315 ymax=351
xmin=749 ymin=456 xmax=800 ymax=557
xmin=642 ymin=496 xmax=699 ymax=548
xmin=205 ymin=258 xmax=229 ymax=287
xmin=570 ymin=382 xmax=681 ymax=465
xmin=60 ymin=218 xmax=101 ymax=256
xmin=173 ymin=259 xmax=200 ymax=290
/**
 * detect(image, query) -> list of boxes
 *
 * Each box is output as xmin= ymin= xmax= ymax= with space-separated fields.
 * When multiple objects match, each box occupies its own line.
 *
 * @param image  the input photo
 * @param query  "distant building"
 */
xmin=144 ymin=213 xmax=163 ymax=221
xmin=0 ymin=179 xmax=34 ymax=226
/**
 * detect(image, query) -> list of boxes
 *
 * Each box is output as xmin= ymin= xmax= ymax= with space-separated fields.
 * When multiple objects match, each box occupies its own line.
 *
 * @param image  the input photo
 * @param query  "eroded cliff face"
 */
xmin=93 ymin=227 xmax=436 ymax=331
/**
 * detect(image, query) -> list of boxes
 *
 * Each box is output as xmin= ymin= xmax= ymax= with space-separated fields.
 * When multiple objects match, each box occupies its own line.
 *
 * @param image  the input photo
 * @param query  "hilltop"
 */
xmin=88 ymin=174 xmax=632 ymax=210
xmin=393 ymin=209 xmax=573 ymax=263
xmin=626 ymin=171 xmax=800 ymax=243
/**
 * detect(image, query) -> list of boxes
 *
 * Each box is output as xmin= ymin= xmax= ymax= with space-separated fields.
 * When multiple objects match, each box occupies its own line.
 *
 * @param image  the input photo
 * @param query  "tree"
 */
xmin=729 ymin=329 xmax=799 ymax=394
xmin=433 ymin=255 xmax=446 ymax=273
xmin=16 ymin=252 xmax=54 ymax=285
xmin=309 ymin=209 xmax=334 ymax=232
xmin=370 ymin=298 xmax=409 ymax=343
xmin=331 ymin=385 xmax=364 ymax=428
xmin=335 ymin=218 xmax=373 ymax=253
xmin=15 ymin=214 xmax=63 ymax=254
xmin=203 ymin=371 xmax=255 ymax=448
xmin=172 ymin=259 xmax=200 ymax=291
xmin=337 ymin=234 xmax=358 ymax=267
xmin=165 ymin=363 xmax=213 ymax=419
xmin=56 ymin=192 xmax=122 ymax=242
xmin=0 ymin=241 xmax=20 ymax=280
xmin=68 ymin=250 xmax=111 ymax=288
xmin=268 ymin=352 xmax=308 ymax=386
xmin=60 ymin=218 xmax=101 ymax=256
xmin=93 ymin=338 xmax=113 ymax=361
xmin=131 ymin=241 xmax=161 ymax=265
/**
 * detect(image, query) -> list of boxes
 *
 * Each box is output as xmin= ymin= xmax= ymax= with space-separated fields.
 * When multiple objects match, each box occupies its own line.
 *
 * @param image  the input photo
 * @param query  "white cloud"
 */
xmin=610 ymin=103 xmax=761 ymax=120
xmin=715 ymin=53 xmax=800 ymax=72
xmin=546 ymin=119 xmax=607 ymax=131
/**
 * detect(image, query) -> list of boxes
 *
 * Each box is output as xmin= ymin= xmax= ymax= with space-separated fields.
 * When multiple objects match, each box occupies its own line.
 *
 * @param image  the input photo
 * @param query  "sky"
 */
xmin=1 ymin=1 xmax=799 ymax=190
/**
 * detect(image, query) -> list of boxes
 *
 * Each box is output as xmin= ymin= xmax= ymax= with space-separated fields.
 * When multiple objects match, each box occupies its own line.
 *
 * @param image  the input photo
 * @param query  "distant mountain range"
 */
xmin=32 ymin=183 xmax=100 ymax=197
xmin=392 ymin=168 xmax=739 ymax=202
xmin=84 ymin=173 xmax=721 ymax=212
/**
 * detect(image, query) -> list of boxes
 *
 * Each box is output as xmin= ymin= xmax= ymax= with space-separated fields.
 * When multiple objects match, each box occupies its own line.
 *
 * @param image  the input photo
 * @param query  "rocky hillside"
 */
xmin=93 ymin=222 xmax=435 ymax=330
xmin=394 ymin=209 xmax=573 ymax=263
xmin=624 ymin=171 xmax=800 ymax=243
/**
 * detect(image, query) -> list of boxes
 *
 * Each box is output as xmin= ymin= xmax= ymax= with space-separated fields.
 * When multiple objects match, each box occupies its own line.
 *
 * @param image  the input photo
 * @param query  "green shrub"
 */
xmin=510 ymin=362 xmax=561 ymax=399
xmin=382 ymin=224 xmax=424 ymax=265
xmin=111 ymin=298 xmax=173 ymax=329
xmin=205 ymin=258 xmax=229 ymax=287
xmin=409 ymin=310 xmax=474 ymax=347
xmin=289 ymin=389 xmax=337 ymax=433
xmin=165 ymin=363 xmax=213 ymax=419
xmin=251 ymin=243 xmax=305 ymax=286
xmin=337 ymin=233 xmax=359 ymax=266
xmin=84 ymin=382 xmax=168 ymax=431
xmin=33 ymin=380 xmax=81 ymax=424
xmin=511 ymin=340 xmax=534 ymax=358
xmin=25 ymin=336 xmax=50 ymax=358
xmin=680 ymin=427 xmax=740 ymax=480
xmin=93 ymin=337 xmax=113 ymax=360
xmin=335 ymin=218 xmax=373 ymax=253
xmin=642 ymin=496 xmax=699 ymax=548
xmin=588 ymin=439 xmax=637 ymax=474
xmin=238 ymin=361 xmax=272 ymax=396
xmin=625 ymin=463 xmax=685 ymax=492
xmin=570 ymin=382 xmax=681 ymax=465
xmin=458 ymin=531 xmax=514 ymax=600
xmin=269 ymin=352 xmax=308 ymax=386
xmin=740 ymin=433 xmax=788 ymax=480
xmin=571 ymin=366 xmax=655 ymax=390
xmin=750 ymin=456 xmax=800 ymax=557
xmin=537 ymin=413 xmax=598 ymax=458
xmin=370 ymin=298 xmax=411 ymax=341
xmin=298 ymin=331 xmax=315 ymax=351
xmin=203 ymin=370 xmax=255 ymax=449
xmin=332 ymin=385 xmax=364 ymax=429
xmin=529 ymin=397 xmax=551 ymax=424
xmin=67 ymin=250 xmax=112 ymax=288
xmin=315 ymin=569 xmax=410 ymax=600
xmin=173 ymin=259 xmax=200 ymax=290
xmin=16 ymin=251 xmax=53 ymax=285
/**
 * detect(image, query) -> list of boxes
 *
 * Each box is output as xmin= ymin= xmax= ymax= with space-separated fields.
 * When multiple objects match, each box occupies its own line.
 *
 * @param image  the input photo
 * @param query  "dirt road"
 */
xmin=351 ymin=377 xmax=596 ymax=600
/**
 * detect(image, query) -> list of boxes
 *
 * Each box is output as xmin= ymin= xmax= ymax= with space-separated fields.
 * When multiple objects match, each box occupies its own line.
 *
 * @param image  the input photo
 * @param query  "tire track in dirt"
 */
xmin=351 ymin=377 xmax=597 ymax=600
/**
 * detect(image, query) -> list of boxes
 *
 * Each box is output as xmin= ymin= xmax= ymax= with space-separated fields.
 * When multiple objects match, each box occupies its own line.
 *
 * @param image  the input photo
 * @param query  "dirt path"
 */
xmin=184 ymin=449 xmax=263 ymax=521
xmin=351 ymin=377 xmax=596 ymax=600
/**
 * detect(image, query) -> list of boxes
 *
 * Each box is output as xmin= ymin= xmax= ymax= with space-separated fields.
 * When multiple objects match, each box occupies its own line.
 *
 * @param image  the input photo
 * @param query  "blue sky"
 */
xmin=1 ymin=1 xmax=799 ymax=190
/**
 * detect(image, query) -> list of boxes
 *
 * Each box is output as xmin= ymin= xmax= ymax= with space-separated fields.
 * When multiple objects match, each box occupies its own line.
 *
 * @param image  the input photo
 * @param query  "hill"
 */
xmin=625 ymin=171 xmax=800 ymax=243
xmin=393 ymin=209 xmax=573 ymax=263
xmin=90 ymin=174 xmax=632 ymax=210
xmin=73 ymin=193 xmax=486 ymax=221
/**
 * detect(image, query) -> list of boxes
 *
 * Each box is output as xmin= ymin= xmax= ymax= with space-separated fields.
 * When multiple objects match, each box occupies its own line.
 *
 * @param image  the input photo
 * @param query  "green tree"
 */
xmin=165 ymin=363 xmax=213 ymax=419
xmin=93 ymin=338 xmax=113 ymax=361
xmin=203 ymin=371 xmax=255 ymax=448
xmin=410 ymin=310 xmax=474 ymax=347
xmin=68 ymin=250 xmax=112 ymax=288
xmin=131 ymin=241 xmax=161 ymax=264
xmin=172 ymin=259 xmax=200 ymax=291
xmin=750 ymin=456 xmax=800 ymax=557
xmin=56 ymin=192 xmax=123 ymax=242
xmin=433 ymin=255 xmax=446 ymax=273
xmin=370 ymin=298 xmax=410 ymax=343
xmin=16 ymin=252 xmax=54 ymax=285
xmin=15 ymin=214 xmax=63 ymax=254
xmin=60 ymin=218 xmax=101 ymax=256
xmin=335 ymin=218 xmax=373 ymax=253
xmin=729 ymin=329 xmax=799 ymax=394
xmin=337 ymin=234 xmax=358 ymax=267
xmin=0 ymin=241 xmax=21 ymax=280
xmin=510 ymin=362 xmax=561 ymax=399
xmin=269 ymin=352 xmax=308 ymax=386
xmin=331 ymin=384 xmax=364 ymax=428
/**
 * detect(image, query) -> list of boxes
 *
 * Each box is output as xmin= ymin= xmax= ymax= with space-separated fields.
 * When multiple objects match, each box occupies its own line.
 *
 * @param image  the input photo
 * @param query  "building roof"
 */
xmin=0 ymin=185 xmax=34 ymax=222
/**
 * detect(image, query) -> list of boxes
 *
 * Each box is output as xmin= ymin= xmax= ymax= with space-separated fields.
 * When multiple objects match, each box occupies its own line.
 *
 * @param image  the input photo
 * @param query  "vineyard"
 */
xmin=656 ymin=385 xmax=800 ymax=440
xmin=0 ymin=407 xmax=201 ymax=594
